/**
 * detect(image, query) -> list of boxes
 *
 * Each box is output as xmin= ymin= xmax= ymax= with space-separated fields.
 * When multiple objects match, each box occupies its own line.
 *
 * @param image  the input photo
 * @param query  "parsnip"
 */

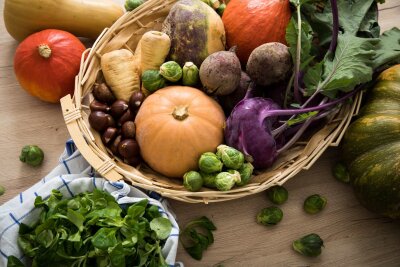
xmin=101 ymin=49 xmax=140 ymax=101
xmin=140 ymin=31 xmax=171 ymax=72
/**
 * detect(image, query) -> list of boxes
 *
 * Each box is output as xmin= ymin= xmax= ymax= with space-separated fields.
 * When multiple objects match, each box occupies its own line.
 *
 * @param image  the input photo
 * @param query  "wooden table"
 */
xmin=1 ymin=1 xmax=399 ymax=266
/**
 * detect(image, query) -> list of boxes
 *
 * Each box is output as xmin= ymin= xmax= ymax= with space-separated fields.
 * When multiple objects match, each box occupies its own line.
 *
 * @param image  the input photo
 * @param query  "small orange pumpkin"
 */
xmin=222 ymin=0 xmax=291 ymax=64
xmin=14 ymin=29 xmax=85 ymax=103
xmin=135 ymin=86 xmax=226 ymax=178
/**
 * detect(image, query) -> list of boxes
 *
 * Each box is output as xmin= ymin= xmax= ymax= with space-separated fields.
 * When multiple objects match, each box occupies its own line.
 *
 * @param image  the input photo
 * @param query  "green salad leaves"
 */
xmin=8 ymin=189 xmax=172 ymax=267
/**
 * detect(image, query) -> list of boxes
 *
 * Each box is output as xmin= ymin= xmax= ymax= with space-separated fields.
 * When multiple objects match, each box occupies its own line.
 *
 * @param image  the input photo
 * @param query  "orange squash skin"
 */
xmin=222 ymin=0 xmax=291 ymax=64
xmin=135 ymin=86 xmax=226 ymax=178
xmin=14 ymin=29 xmax=85 ymax=103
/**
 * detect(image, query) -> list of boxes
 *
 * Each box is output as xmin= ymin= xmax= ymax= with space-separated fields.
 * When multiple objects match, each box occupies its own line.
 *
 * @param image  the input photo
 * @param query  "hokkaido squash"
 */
xmin=4 ymin=0 xmax=124 ymax=42
xmin=135 ymin=86 xmax=226 ymax=178
xmin=341 ymin=64 xmax=400 ymax=219
xmin=222 ymin=0 xmax=291 ymax=64
xmin=14 ymin=29 xmax=85 ymax=103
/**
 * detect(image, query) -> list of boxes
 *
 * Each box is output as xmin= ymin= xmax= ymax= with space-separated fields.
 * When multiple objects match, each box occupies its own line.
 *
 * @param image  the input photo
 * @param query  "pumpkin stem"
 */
xmin=38 ymin=44 xmax=52 ymax=59
xmin=172 ymin=106 xmax=189 ymax=121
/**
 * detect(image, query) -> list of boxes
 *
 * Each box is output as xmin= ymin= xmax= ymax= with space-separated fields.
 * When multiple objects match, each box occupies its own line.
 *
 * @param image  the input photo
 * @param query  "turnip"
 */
xmin=246 ymin=42 xmax=292 ymax=86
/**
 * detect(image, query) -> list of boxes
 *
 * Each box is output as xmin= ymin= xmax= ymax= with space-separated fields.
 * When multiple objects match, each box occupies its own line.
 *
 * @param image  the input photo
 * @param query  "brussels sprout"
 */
xmin=182 ymin=62 xmax=200 ymax=86
xmin=142 ymin=70 xmax=166 ymax=92
xmin=216 ymin=3 xmax=226 ymax=16
xmin=236 ymin=162 xmax=254 ymax=186
xmin=183 ymin=171 xmax=203 ymax=192
xmin=215 ymin=170 xmax=241 ymax=191
xmin=293 ymin=233 xmax=324 ymax=257
xmin=332 ymin=162 xmax=350 ymax=183
xmin=201 ymin=172 xmax=217 ymax=189
xmin=256 ymin=206 xmax=283 ymax=226
xmin=125 ymin=0 xmax=144 ymax=11
xmin=266 ymin=185 xmax=288 ymax=205
xmin=198 ymin=152 xmax=223 ymax=174
xmin=160 ymin=61 xmax=183 ymax=82
xmin=304 ymin=194 xmax=327 ymax=214
xmin=216 ymin=145 xmax=244 ymax=170
xmin=19 ymin=145 xmax=44 ymax=167
xmin=0 ymin=185 xmax=5 ymax=196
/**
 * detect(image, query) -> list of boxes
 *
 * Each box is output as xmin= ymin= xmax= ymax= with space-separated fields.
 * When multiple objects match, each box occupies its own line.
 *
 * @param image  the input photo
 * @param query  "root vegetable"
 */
xmin=101 ymin=49 xmax=140 ymax=101
xmin=140 ymin=31 xmax=171 ymax=73
xmin=199 ymin=49 xmax=242 ymax=96
xmin=246 ymin=42 xmax=292 ymax=86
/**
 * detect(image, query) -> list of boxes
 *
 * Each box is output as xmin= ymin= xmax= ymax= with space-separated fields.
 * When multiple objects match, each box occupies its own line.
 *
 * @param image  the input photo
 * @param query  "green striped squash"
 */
xmin=341 ymin=64 xmax=400 ymax=219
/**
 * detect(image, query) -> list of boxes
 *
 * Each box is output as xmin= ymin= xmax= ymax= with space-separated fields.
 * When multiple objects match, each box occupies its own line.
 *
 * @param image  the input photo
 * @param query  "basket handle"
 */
xmin=60 ymin=94 xmax=123 ymax=182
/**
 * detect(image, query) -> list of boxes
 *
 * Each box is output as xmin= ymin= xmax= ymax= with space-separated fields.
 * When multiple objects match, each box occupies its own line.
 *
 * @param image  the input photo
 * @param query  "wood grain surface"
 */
xmin=1 ymin=1 xmax=400 ymax=266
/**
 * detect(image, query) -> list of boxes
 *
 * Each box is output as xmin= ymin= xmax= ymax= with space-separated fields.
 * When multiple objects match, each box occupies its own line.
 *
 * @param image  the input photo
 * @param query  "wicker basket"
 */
xmin=60 ymin=0 xmax=362 ymax=203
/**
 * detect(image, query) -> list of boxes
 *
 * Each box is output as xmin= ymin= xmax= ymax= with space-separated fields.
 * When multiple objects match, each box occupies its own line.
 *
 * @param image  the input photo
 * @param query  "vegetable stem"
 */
xmin=328 ymin=0 xmax=339 ymax=55
xmin=293 ymin=4 xmax=303 ymax=104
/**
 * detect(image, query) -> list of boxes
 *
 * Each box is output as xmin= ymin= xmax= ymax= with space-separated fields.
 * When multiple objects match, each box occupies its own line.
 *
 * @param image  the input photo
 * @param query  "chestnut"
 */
xmin=110 ymin=100 xmax=129 ymax=119
xmin=90 ymin=99 xmax=110 ymax=113
xmin=121 ymin=121 xmax=136 ymax=139
xmin=101 ymin=127 xmax=118 ymax=146
xmin=89 ymin=111 xmax=109 ymax=132
xmin=125 ymin=156 xmax=141 ymax=167
xmin=118 ymin=139 xmax=140 ymax=159
xmin=129 ymin=90 xmax=145 ymax=111
xmin=109 ymin=135 xmax=122 ymax=156
xmin=118 ymin=109 xmax=136 ymax=126
xmin=105 ymin=114 xmax=116 ymax=128
xmin=92 ymin=83 xmax=116 ymax=104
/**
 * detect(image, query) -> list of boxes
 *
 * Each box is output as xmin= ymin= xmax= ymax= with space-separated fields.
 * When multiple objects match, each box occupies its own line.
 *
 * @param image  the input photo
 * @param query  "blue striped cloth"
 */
xmin=0 ymin=140 xmax=182 ymax=267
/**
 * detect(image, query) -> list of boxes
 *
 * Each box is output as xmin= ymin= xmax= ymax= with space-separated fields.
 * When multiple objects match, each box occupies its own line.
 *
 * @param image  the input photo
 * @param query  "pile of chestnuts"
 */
xmin=88 ymin=83 xmax=145 ymax=167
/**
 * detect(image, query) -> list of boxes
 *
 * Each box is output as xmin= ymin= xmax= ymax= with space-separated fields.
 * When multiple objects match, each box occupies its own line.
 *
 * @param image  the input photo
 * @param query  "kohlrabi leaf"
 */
xmin=304 ymin=61 xmax=323 ymax=95
xmin=320 ymin=34 xmax=377 ymax=97
xmin=287 ymin=111 xmax=319 ymax=126
xmin=372 ymin=27 xmax=400 ymax=69
xmin=286 ymin=16 xmax=315 ymax=70
xmin=357 ymin=3 xmax=380 ymax=38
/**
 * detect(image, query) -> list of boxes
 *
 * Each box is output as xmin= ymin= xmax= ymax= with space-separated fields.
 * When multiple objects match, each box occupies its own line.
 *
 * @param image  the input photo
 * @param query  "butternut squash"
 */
xmin=4 ymin=0 xmax=124 ymax=41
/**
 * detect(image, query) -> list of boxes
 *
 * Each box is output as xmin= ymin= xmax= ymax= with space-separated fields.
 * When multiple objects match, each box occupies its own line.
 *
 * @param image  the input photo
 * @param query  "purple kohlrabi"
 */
xmin=225 ymin=97 xmax=281 ymax=169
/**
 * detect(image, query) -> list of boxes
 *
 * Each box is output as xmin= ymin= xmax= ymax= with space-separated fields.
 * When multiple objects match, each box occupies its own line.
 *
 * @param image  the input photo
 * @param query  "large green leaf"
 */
xmin=372 ymin=27 xmax=400 ymax=69
xmin=320 ymin=34 xmax=377 ymax=97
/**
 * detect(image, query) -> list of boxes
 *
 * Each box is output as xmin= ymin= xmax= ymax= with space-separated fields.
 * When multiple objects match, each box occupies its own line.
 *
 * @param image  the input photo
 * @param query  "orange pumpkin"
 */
xmin=14 ymin=29 xmax=85 ymax=103
xmin=222 ymin=0 xmax=291 ymax=64
xmin=135 ymin=86 xmax=226 ymax=178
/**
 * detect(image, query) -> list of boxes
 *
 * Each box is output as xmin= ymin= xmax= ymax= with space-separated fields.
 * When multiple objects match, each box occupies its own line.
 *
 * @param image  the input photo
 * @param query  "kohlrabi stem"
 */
xmin=328 ymin=0 xmax=339 ymax=55
xmin=293 ymin=3 xmax=303 ymax=104
xmin=277 ymin=117 xmax=314 ymax=154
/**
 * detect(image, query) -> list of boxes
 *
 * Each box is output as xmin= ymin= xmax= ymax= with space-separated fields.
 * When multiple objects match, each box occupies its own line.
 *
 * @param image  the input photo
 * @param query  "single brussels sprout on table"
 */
xmin=215 ymin=170 xmax=241 ymax=191
xmin=19 ymin=145 xmax=44 ymax=167
xmin=266 ymin=185 xmax=288 ymax=205
xmin=182 ymin=62 xmax=200 ymax=86
xmin=332 ymin=162 xmax=350 ymax=183
xmin=198 ymin=152 xmax=223 ymax=174
xmin=141 ymin=70 xmax=166 ymax=92
xmin=216 ymin=144 xmax=244 ymax=170
xmin=160 ymin=61 xmax=183 ymax=82
xmin=293 ymin=233 xmax=324 ymax=257
xmin=183 ymin=171 xmax=203 ymax=192
xmin=304 ymin=194 xmax=327 ymax=214
xmin=256 ymin=206 xmax=283 ymax=226
xmin=236 ymin=162 xmax=254 ymax=186
xmin=201 ymin=172 xmax=217 ymax=189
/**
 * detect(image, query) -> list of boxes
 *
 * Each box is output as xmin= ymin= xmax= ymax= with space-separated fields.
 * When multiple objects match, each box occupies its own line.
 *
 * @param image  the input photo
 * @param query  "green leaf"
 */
xmin=17 ymin=235 xmax=37 ymax=257
xmin=91 ymin=228 xmax=118 ymax=250
xmin=36 ymin=229 xmax=54 ymax=248
xmin=184 ymin=243 xmax=204 ymax=261
xmin=150 ymin=217 xmax=172 ymax=240
xmin=110 ymin=243 xmax=126 ymax=267
xmin=357 ymin=2 xmax=380 ymax=38
xmin=127 ymin=206 xmax=146 ymax=220
xmin=145 ymin=205 xmax=161 ymax=220
xmin=185 ymin=216 xmax=217 ymax=231
xmin=7 ymin=256 xmax=25 ymax=267
xmin=67 ymin=209 xmax=85 ymax=232
xmin=304 ymin=61 xmax=323 ymax=94
xmin=320 ymin=34 xmax=377 ymax=97
xmin=286 ymin=16 xmax=315 ymax=70
xmin=287 ymin=111 xmax=319 ymax=126
xmin=373 ymin=27 xmax=400 ymax=69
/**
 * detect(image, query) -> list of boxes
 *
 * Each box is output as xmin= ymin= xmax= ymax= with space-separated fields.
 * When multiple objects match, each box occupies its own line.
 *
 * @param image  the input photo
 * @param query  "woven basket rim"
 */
xmin=61 ymin=0 xmax=362 ymax=204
